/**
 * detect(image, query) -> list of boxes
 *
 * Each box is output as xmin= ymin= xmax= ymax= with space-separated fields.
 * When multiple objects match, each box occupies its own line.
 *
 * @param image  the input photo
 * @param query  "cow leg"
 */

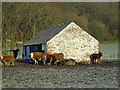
xmin=43 ymin=56 xmax=47 ymax=66
xmin=90 ymin=59 xmax=93 ymax=64
xmin=10 ymin=61 xmax=14 ymax=66
xmin=99 ymin=59 xmax=101 ymax=64
xmin=49 ymin=58 xmax=53 ymax=65
xmin=62 ymin=59 xmax=65 ymax=65
xmin=34 ymin=60 xmax=38 ymax=65
xmin=48 ymin=56 xmax=53 ymax=65
xmin=54 ymin=60 xmax=60 ymax=65
xmin=60 ymin=61 xmax=62 ymax=66
xmin=60 ymin=59 xmax=64 ymax=66
xmin=10 ymin=61 xmax=12 ymax=66
xmin=2 ymin=61 xmax=5 ymax=66
xmin=43 ymin=60 xmax=46 ymax=66
xmin=91 ymin=58 xmax=94 ymax=64
xmin=90 ymin=55 xmax=94 ymax=64
xmin=36 ymin=60 xmax=39 ymax=65
xmin=97 ymin=58 xmax=101 ymax=64
xmin=49 ymin=60 xmax=52 ymax=65
xmin=8 ymin=61 xmax=11 ymax=66
xmin=94 ymin=59 xmax=97 ymax=64
xmin=38 ymin=58 xmax=43 ymax=65
xmin=54 ymin=61 xmax=57 ymax=65
xmin=34 ymin=60 xmax=36 ymax=64
xmin=33 ymin=59 xmax=36 ymax=65
xmin=60 ymin=59 xmax=63 ymax=66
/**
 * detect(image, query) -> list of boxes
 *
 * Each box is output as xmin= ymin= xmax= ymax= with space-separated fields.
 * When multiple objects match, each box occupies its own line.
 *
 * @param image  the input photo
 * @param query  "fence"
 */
xmin=0 ymin=46 xmax=23 ymax=59
xmin=101 ymin=51 xmax=119 ymax=61
xmin=0 ymin=47 xmax=119 ymax=61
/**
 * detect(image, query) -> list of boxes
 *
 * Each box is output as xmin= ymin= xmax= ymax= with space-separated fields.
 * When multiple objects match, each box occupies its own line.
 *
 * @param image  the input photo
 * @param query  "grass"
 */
xmin=100 ymin=40 xmax=118 ymax=44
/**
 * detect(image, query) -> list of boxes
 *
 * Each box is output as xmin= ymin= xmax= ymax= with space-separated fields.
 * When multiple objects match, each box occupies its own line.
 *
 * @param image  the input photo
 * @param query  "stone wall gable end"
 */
xmin=46 ymin=22 xmax=99 ymax=62
xmin=47 ymin=22 xmax=73 ymax=43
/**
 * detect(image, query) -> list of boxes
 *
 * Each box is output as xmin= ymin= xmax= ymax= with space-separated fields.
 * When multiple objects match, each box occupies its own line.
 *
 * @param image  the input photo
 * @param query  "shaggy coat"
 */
xmin=49 ymin=53 xmax=65 ymax=65
xmin=90 ymin=52 xmax=103 ymax=64
xmin=10 ymin=49 xmax=20 ymax=59
xmin=30 ymin=52 xmax=47 ymax=65
xmin=1 ymin=56 xmax=16 ymax=66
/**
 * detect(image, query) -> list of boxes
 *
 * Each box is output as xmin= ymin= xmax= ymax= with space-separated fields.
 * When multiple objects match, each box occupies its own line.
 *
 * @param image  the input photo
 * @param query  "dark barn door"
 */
xmin=23 ymin=46 xmax=31 ymax=60
xmin=23 ymin=44 xmax=47 ymax=60
xmin=30 ymin=44 xmax=44 ymax=53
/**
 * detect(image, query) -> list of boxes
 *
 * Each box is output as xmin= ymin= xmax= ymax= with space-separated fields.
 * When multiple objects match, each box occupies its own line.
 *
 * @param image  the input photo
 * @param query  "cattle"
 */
xmin=46 ymin=54 xmax=52 ymax=64
xmin=30 ymin=52 xmax=47 ymax=65
xmin=0 ymin=56 xmax=16 ymax=66
xmin=90 ymin=51 xmax=103 ymax=64
xmin=48 ymin=53 xmax=65 ymax=66
xmin=10 ymin=49 xmax=20 ymax=59
xmin=0 ymin=49 xmax=20 ymax=59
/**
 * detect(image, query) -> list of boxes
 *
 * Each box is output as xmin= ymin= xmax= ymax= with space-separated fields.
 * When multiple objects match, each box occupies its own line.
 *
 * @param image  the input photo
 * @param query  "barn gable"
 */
xmin=46 ymin=22 xmax=99 ymax=62
xmin=24 ymin=22 xmax=71 ymax=46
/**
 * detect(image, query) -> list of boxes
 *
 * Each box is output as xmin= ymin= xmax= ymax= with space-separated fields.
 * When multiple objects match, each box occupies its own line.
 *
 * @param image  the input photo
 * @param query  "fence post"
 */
xmin=108 ymin=51 xmax=109 ymax=61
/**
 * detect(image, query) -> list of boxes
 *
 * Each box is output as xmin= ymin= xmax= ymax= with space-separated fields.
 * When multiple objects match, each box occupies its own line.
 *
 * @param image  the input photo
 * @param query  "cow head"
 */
xmin=16 ymin=49 xmax=20 ymax=52
xmin=0 ymin=56 xmax=3 ymax=60
xmin=30 ymin=52 xmax=34 ymax=58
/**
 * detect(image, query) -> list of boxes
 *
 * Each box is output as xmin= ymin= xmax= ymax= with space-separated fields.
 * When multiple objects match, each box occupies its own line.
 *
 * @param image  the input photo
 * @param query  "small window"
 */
xmin=30 ymin=45 xmax=38 ymax=52
xmin=30 ymin=45 xmax=42 ymax=52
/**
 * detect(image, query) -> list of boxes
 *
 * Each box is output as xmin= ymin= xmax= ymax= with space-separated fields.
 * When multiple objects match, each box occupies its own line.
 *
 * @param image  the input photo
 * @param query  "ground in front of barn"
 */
xmin=1 ymin=60 xmax=119 ymax=88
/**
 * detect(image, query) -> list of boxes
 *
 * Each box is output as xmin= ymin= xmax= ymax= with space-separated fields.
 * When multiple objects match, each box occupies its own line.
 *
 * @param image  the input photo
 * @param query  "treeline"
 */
xmin=2 ymin=2 xmax=118 ymax=49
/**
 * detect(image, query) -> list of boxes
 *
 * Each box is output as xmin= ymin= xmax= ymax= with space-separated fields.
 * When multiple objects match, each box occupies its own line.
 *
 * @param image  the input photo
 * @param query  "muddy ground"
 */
xmin=1 ymin=60 xmax=120 ymax=88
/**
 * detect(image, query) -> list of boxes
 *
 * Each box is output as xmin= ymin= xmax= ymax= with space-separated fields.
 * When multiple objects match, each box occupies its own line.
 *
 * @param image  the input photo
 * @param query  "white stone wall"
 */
xmin=47 ymin=22 xmax=99 ymax=62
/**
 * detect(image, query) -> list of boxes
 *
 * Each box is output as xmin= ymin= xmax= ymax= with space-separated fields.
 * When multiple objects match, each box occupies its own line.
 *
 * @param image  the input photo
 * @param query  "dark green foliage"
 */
xmin=2 ymin=2 xmax=118 ymax=48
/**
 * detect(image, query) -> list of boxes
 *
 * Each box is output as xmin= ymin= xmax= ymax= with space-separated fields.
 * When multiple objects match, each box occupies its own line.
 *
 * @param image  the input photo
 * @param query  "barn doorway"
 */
xmin=23 ymin=43 xmax=47 ymax=60
xmin=30 ymin=44 xmax=43 ymax=52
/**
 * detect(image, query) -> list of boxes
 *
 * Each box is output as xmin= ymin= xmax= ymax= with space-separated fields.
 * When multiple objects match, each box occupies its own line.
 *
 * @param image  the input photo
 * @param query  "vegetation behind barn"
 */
xmin=2 ymin=2 xmax=118 ymax=49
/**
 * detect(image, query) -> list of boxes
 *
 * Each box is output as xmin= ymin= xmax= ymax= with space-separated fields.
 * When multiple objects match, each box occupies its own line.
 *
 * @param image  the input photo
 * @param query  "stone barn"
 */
xmin=23 ymin=22 xmax=99 ymax=62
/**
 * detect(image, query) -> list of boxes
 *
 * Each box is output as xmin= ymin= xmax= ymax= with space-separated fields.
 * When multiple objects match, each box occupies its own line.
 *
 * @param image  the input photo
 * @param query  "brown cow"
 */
xmin=1 ymin=56 xmax=16 ymax=66
xmin=30 ymin=52 xmax=47 ymax=65
xmin=90 ymin=51 xmax=103 ymax=64
xmin=48 ymin=53 xmax=65 ymax=66
xmin=46 ymin=54 xmax=52 ymax=63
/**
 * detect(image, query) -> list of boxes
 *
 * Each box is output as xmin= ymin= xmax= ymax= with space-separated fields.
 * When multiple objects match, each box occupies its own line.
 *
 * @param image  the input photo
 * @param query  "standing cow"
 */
xmin=49 ymin=53 xmax=65 ymax=66
xmin=30 ymin=52 xmax=47 ymax=65
xmin=1 ymin=56 xmax=16 ymax=66
xmin=90 ymin=51 xmax=103 ymax=64
xmin=10 ymin=49 xmax=20 ymax=59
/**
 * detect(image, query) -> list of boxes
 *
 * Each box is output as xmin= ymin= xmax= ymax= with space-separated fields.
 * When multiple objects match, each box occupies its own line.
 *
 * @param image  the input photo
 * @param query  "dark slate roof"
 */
xmin=24 ymin=22 xmax=72 ymax=46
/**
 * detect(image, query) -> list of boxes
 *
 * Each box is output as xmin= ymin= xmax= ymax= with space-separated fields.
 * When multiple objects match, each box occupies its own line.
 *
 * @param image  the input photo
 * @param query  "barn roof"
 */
xmin=24 ymin=22 xmax=71 ymax=46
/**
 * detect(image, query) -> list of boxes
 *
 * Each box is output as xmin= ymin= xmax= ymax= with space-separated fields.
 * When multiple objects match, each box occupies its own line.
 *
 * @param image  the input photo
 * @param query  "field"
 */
xmin=1 ymin=60 xmax=119 ymax=88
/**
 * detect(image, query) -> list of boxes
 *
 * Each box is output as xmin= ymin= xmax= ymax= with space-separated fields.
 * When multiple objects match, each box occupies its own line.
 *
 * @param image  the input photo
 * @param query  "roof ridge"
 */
xmin=24 ymin=22 xmax=72 ymax=46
